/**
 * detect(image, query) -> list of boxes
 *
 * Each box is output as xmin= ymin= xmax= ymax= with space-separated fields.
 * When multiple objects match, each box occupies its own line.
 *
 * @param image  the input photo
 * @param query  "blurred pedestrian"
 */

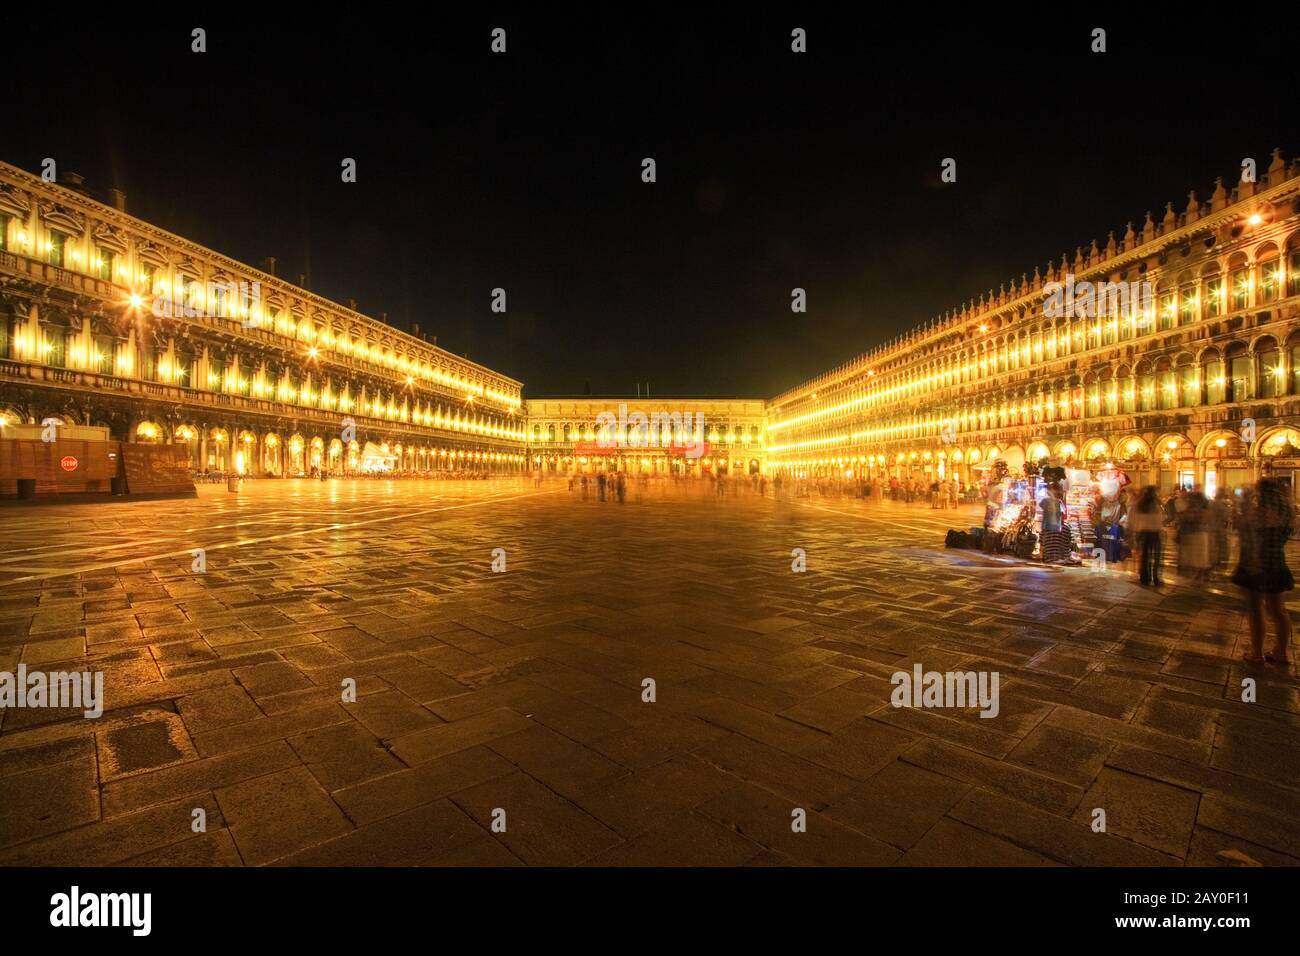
xmin=1233 ymin=479 xmax=1294 ymax=664
xmin=1209 ymin=487 xmax=1231 ymax=573
xmin=1130 ymin=485 xmax=1164 ymax=586
xmin=1178 ymin=489 xmax=1211 ymax=583
xmin=1040 ymin=482 xmax=1062 ymax=531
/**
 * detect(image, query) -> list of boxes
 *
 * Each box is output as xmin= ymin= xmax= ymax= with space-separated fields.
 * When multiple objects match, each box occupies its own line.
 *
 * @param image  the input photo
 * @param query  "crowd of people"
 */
xmin=549 ymin=463 xmax=1295 ymax=666
xmin=194 ymin=468 xmax=503 ymax=482
xmin=555 ymin=468 xmax=775 ymax=502
xmin=551 ymin=469 xmax=988 ymax=505
xmin=1051 ymin=478 xmax=1293 ymax=666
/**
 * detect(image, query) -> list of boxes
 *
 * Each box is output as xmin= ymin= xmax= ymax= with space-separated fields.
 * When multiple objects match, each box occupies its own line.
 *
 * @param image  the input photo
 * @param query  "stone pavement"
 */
xmin=0 ymin=477 xmax=1297 ymax=866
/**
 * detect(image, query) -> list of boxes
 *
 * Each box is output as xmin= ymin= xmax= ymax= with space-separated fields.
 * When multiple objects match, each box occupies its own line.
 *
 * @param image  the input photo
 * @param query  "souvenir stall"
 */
xmin=979 ymin=459 xmax=1042 ymax=558
xmin=1090 ymin=465 xmax=1130 ymax=563
xmin=1062 ymin=467 xmax=1095 ymax=558
xmin=359 ymin=441 xmax=399 ymax=473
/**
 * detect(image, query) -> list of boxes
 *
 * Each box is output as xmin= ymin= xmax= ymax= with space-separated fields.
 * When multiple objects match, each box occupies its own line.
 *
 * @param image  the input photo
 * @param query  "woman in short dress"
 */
xmin=1233 ymin=479 xmax=1294 ymax=664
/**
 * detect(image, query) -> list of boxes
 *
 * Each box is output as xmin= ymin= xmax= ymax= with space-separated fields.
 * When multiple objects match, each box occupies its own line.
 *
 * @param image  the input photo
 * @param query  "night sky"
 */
xmin=6 ymin=10 xmax=1298 ymax=397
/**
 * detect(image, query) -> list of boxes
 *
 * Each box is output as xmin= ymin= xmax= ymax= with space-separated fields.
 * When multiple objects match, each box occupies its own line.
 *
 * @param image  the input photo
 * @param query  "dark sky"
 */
xmin=6 ymin=10 xmax=1298 ymax=397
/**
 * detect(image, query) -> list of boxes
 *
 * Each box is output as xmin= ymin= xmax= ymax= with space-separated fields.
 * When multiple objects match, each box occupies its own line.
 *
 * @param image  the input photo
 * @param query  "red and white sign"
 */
xmin=60 ymin=456 xmax=79 ymax=472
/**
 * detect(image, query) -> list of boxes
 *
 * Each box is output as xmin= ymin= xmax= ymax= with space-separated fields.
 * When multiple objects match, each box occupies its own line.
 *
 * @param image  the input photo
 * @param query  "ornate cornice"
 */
xmin=36 ymin=198 xmax=86 ymax=234
xmin=0 ymin=182 xmax=30 ymax=218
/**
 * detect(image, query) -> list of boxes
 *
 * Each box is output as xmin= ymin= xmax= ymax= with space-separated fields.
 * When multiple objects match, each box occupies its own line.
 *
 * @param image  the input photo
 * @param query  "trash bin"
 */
xmin=110 ymin=476 xmax=127 ymax=496
xmin=227 ymin=475 xmax=240 ymax=493
xmin=16 ymin=478 xmax=36 ymax=500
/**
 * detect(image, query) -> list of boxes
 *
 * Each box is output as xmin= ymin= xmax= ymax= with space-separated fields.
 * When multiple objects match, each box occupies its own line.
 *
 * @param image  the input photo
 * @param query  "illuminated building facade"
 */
xmin=0 ymin=161 xmax=526 ymax=477
xmin=7 ymin=151 xmax=1300 ymax=496
xmin=525 ymin=397 xmax=767 ymax=475
xmin=767 ymin=149 xmax=1300 ymax=498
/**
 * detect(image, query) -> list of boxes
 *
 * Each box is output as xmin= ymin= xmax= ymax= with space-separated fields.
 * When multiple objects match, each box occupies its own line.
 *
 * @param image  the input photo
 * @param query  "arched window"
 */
xmin=1069 ymin=379 xmax=1084 ymax=419
xmin=1230 ymin=255 xmax=1252 ymax=311
xmin=1226 ymin=343 xmax=1251 ymax=403
xmin=1136 ymin=364 xmax=1155 ymax=412
xmin=1203 ymin=263 xmax=1224 ymax=318
xmin=1285 ymin=333 xmax=1300 ymax=395
xmin=1156 ymin=360 xmax=1177 ymax=410
xmin=1158 ymin=282 xmax=1177 ymax=331
xmin=1203 ymin=350 xmax=1226 ymax=405
xmin=1257 ymin=337 xmax=1282 ymax=399
xmin=1177 ymin=354 xmax=1199 ymax=407
xmin=1117 ymin=367 xmax=1135 ymax=414
xmin=1178 ymin=278 xmax=1198 ymax=325
xmin=1101 ymin=368 xmax=1118 ymax=416
xmin=1257 ymin=244 xmax=1282 ymax=305
xmin=1288 ymin=234 xmax=1300 ymax=299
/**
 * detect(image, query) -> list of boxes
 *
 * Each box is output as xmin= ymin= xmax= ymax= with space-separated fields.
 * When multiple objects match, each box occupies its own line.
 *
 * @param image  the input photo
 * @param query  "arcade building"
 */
xmin=0 ymin=160 xmax=526 ymax=480
xmin=766 ymin=149 xmax=1300 ymax=500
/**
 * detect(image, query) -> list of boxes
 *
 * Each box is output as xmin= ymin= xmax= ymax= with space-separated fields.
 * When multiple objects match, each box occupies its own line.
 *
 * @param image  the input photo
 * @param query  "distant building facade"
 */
xmin=525 ymin=397 xmax=767 ymax=475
